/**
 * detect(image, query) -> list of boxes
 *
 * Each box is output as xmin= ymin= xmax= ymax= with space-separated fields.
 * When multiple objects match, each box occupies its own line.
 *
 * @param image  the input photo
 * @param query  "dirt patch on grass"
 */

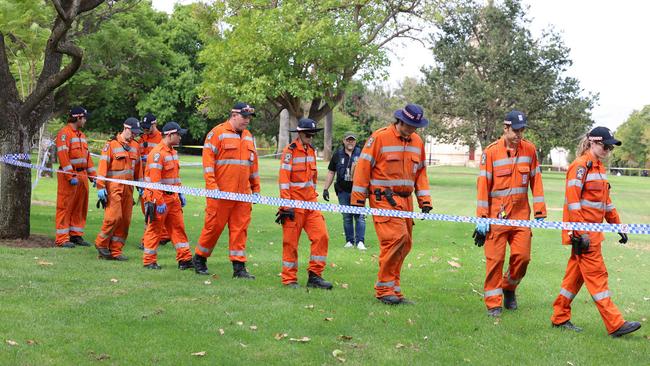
xmin=0 ymin=234 xmax=54 ymax=248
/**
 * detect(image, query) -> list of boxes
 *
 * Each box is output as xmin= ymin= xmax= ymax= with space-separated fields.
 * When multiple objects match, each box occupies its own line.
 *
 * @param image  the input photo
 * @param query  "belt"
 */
xmin=75 ymin=167 xmax=86 ymax=172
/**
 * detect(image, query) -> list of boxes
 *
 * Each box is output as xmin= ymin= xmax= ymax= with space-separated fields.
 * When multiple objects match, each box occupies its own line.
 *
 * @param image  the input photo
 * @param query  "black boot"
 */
xmin=610 ymin=321 xmax=641 ymax=337
xmin=95 ymin=245 xmax=112 ymax=259
xmin=70 ymin=236 xmax=91 ymax=247
xmin=306 ymin=271 xmax=333 ymax=290
xmin=232 ymin=261 xmax=255 ymax=279
xmin=504 ymin=290 xmax=518 ymax=310
xmin=178 ymin=259 xmax=194 ymax=270
xmin=192 ymin=254 xmax=209 ymax=275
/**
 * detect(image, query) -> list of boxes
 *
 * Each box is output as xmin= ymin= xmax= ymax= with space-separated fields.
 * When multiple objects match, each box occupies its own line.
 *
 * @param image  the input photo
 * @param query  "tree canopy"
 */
xmin=611 ymin=106 xmax=650 ymax=169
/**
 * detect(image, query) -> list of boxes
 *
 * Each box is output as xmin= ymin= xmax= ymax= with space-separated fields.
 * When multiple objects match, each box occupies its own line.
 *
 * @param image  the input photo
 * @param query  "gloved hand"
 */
xmin=421 ymin=206 xmax=432 ymax=214
xmin=91 ymin=178 xmax=97 ymax=188
xmin=97 ymin=188 xmax=108 ymax=202
xmin=475 ymin=221 xmax=490 ymax=236
xmin=322 ymin=189 xmax=330 ymax=201
xmin=179 ymin=193 xmax=186 ymax=207
xmin=96 ymin=199 xmax=107 ymax=209
xmin=618 ymin=232 xmax=628 ymax=244
xmin=251 ymin=192 xmax=260 ymax=204
xmin=535 ymin=217 xmax=545 ymax=222
xmin=571 ymin=233 xmax=590 ymax=255
xmin=472 ymin=229 xmax=486 ymax=247
xmin=137 ymin=187 xmax=144 ymax=197
xmin=144 ymin=202 xmax=155 ymax=224
xmin=275 ymin=208 xmax=295 ymax=225
xmin=156 ymin=203 xmax=167 ymax=214
xmin=69 ymin=178 xmax=79 ymax=186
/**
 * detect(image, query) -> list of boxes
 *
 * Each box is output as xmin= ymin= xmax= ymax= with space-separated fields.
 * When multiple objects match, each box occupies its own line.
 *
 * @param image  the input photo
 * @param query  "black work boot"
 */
xmin=112 ymin=254 xmax=128 ymax=261
xmin=284 ymin=282 xmax=300 ymax=289
xmin=487 ymin=307 xmax=503 ymax=317
xmin=159 ymin=238 xmax=170 ymax=246
xmin=70 ymin=236 xmax=91 ymax=247
xmin=192 ymin=254 xmax=209 ymax=275
xmin=144 ymin=263 xmax=161 ymax=270
xmin=95 ymin=245 xmax=111 ymax=259
xmin=378 ymin=295 xmax=401 ymax=305
xmin=232 ymin=261 xmax=255 ymax=279
xmin=610 ymin=321 xmax=641 ymax=337
xmin=504 ymin=290 xmax=518 ymax=310
xmin=306 ymin=271 xmax=332 ymax=290
xmin=59 ymin=242 xmax=75 ymax=248
xmin=178 ymin=259 xmax=194 ymax=270
xmin=552 ymin=320 xmax=583 ymax=332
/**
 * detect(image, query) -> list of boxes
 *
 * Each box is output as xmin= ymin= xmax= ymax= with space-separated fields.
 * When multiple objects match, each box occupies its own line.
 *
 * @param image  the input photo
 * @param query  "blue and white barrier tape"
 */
xmin=2 ymin=153 xmax=649 ymax=235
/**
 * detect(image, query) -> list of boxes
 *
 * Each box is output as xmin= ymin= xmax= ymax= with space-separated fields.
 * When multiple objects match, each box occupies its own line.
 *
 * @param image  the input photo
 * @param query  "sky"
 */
xmin=152 ymin=0 xmax=650 ymax=131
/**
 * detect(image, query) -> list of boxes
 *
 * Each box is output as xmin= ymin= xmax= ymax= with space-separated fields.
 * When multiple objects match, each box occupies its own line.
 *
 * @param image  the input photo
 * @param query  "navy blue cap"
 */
xmin=70 ymin=106 xmax=89 ymax=118
xmin=290 ymin=118 xmax=323 ymax=133
xmin=123 ymin=117 xmax=142 ymax=134
xmin=141 ymin=113 xmax=157 ymax=129
xmin=394 ymin=104 xmax=429 ymax=128
xmin=231 ymin=102 xmax=256 ymax=117
xmin=162 ymin=121 xmax=187 ymax=136
xmin=504 ymin=110 xmax=527 ymax=129
xmin=588 ymin=126 xmax=621 ymax=146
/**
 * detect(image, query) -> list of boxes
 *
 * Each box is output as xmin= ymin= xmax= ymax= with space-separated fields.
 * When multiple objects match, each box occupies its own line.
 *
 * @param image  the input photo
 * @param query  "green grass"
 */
xmin=1 ymin=158 xmax=650 ymax=365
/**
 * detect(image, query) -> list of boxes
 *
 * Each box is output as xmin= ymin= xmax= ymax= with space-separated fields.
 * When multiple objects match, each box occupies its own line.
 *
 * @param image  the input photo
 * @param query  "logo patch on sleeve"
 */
xmin=576 ymin=167 xmax=586 ymax=180
xmin=365 ymin=137 xmax=374 ymax=148
xmin=61 ymin=134 xmax=66 ymax=142
xmin=480 ymin=153 xmax=486 ymax=165
xmin=153 ymin=153 xmax=161 ymax=163
xmin=284 ymin=153 xmax=292 ymax=163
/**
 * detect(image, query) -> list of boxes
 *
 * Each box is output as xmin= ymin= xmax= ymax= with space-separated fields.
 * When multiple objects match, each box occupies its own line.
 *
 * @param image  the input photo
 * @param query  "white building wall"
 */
xmin=424 ymin=136 xmax=482 ymax=167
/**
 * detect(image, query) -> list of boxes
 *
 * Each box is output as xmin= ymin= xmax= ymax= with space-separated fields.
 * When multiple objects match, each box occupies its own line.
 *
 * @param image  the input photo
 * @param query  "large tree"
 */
xmin=420 ymin=0 xmax=596 ymax=158
xmin=611 ymin=106 xmax=650 ymax=169
xmin=197 ymin=0 xmax=431 ymax=157
xmin=0 ymin=0 xmax=121 ymax=239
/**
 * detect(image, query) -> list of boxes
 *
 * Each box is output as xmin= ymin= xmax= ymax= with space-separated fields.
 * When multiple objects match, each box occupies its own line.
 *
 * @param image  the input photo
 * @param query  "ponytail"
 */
xmin=576 ymin=135 xmax=591 ymax=157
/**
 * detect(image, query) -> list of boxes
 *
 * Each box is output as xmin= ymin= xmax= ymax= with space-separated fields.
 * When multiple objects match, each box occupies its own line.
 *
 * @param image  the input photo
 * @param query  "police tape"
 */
xmin=2 ymin=153 xmax=649 ymax=235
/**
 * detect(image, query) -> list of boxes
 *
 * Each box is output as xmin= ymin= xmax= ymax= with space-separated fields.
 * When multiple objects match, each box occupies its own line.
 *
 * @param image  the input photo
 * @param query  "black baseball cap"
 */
xmin=141 ymin=113 xmax=157 ymax=129
xmin=162 ymin=121 xmax=187 ymax=136
xmin=231 ymin=102 xmax=256 ymax=117
xmin=123 ymin=117 xmax=143 ymax=134
xmin=504 ymin=110 xmax=527 ymax=130
xmin=588 ymin=126 xmax=622 ymax=146
xmin=70 ymin=106 xmax=89 ymax=118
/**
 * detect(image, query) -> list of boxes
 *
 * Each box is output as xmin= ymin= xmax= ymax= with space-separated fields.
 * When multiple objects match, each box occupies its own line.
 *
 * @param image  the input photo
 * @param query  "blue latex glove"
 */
xmin=476 ymin=221 xmax=490 ymax=236
xmin=69 ymin=178 xmax=79 ymax=186
xmin=156 ymin=203 xmax=167 ymax=214
xmin=91 ymin=178 xmax=97 ymax=188
xmin=137 ymin=187 xmax=144 ymax=196
xmin=179 ymin=193 xmax=186 ymax=207
xmin=535 ymin=217 xmax=545 ymax=222
xmin=252 ymin=192 xmax=260 ymax=204
xmin=97 ymin=188 xmax=108 ymax=201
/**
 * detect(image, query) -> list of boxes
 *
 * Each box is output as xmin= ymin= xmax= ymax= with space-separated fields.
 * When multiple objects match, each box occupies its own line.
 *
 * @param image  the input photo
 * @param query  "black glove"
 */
xmin=96 ymin=199 xmax=107 ymax=210
xmin=421 ymin=206 xmax=432 ymax=214
xmin=322 ymin=189 xmax=330 ymax=201
xmin=275 ymin=208 xmax=295 ymax=225
xmin=144 ymin=201 xmax=156 ymax=224
xmin=571 ymin=233 xmax=590 ymax=255
xmin=618 ymin=232 xmax=628 ymax=244
xmin=472 ymin=229 xmax=486 ymax=247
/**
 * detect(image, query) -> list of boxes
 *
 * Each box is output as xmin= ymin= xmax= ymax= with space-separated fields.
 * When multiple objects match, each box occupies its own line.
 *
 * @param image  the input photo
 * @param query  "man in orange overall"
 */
xmin=94 ymin=118 xmax=142 ymax=260
xmin=141 ymin=122 xmax=193 ymax=270
xmin=192 ymin=102 xmax=260 ymax=279
xmin=55 ymin=106 xmax=97 ymax=248
xmin=276 ymin=118 xmax=332 ymax=289
xmin=136 ymin=113 xmax=169 ymax=249
xmin=351 ymin=104 xmax=433 ymax=304
xmin=474 ymin=110 xmax=546 ymax=317
xmin=551 ymin=127 xmax=641 ymax=337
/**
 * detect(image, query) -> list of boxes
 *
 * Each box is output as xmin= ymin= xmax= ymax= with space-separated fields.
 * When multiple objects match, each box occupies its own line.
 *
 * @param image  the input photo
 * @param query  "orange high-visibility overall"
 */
xmin=550 ymin=151 xmax=625 ymax=334
xmin=351 ymin=124 xmax=432 ymax=299
xmin=55 ymin=124 xmax=97 ymax=245
xmin=278 ymin=138 xmax=328 ymax=284
xmin=194 ymin=121 xmax=260 ymax=262
xmin=476 ymin=137 xmax=546 ymax=309
xmin=141 ymin=143 xmax=192 ymax=266
xmin=136 ymin=129 xmax=169 ymax=241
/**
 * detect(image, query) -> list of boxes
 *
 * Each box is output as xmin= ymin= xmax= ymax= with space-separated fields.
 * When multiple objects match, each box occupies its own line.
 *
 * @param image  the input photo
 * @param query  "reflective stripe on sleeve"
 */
xmin=310 ymin=255 xmax=327 ymax=262
xmin=484 ymin=288 xmax=503 ymax=297
xmin=567 ymin=179 xmax=583 ymax=188
xmin=580 ymin=199 xmax=605 ymax=210
xmin=567 ymin=202 xmax=581 ymax=210
xmin=591 ymin=290 xmax=610 ymax=301
xmin=174 ymin=242 xmax=190 ymax=249
xmin=204 ymin=167 xmax=215 ymax=173
xmin=416 ymin=190 xmax=430 ymax=197
xmin=204 ymin=143 xmax=218 ymax=153
xmin=533 ymin=196 xmax=545 ymax=203
xmin=229 ymin=250 xmax=245 ymax=257
xmin=352 ymin=186 xmax=367 ymax=194
xmin=359 ymin=153 xmax=376 ymax=166
xmin=479 ymin=170 xmax=493 ymax=180
xmin=283 ymin=261 xmax=297 ymax=268
xmin=57 ymin=146 xmax=68 ymax=152
xmin=560 ymin=288 xmax=576 ymax=300
xmin=281 ymin=164 xmax=292 ymax=171
xmin=148 ymin=163 xmax=163 ymax=170
xmin=477 ymin=200 xmax=489 ymax=208
xmin=292 ymin=156 xmax=315 ymax=163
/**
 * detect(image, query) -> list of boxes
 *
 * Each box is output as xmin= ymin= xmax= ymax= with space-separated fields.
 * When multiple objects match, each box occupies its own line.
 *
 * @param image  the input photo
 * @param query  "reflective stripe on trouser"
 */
xmin=483 ymin=225 xmax=531 ymax=309
xmin=195 ymin=198 xmax=252 ymax=262
xmin=94 ymin=183 xmax=133 ymax=257
xmin=55 ymin=173 xmax=89 ymax=244
xmin=281 ymin=210 xmax=329 ymax=285
xmin=142 ymin=195 xmax=192 ymax=265
xmin=550 ymin=242 xmax=625 ymax=334
xmin=373 ymin=216 xmax=413 ymax=299
xmin=139 ymin=198 xmax=170 ymax=241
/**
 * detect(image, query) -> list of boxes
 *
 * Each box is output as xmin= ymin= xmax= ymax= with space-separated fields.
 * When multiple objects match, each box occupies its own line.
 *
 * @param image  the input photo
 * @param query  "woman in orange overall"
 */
xmin=550 ymin=126 xmax=641 ymax=337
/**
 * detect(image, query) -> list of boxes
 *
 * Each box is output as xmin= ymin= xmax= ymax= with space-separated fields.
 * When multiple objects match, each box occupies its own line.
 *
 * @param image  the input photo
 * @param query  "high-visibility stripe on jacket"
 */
xmin=202 ymin=121 xmax=260 ymax=194
xmin=137 ymin=129 xmax=162 ymax=163
xmin=351 ymin=123 xmax=432 ymax=210
xmin=476 ymin=137 xmax=546 ymax=220
xmin=562 ymin=151 xmax=620 ymax=244
xmin=55 ymin=124 xmax=96 ymax=181
xmin=144 ymin=142 xmax=181 ymax=204
xmin=278 ymin=138 xmax=318 ymax=203
xmin=96 ymin=135 xmax=142 ymax=189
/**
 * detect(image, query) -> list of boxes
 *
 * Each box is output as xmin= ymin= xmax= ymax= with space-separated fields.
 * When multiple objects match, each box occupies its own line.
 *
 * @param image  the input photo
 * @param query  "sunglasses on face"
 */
xmin=595 ymin=142 xmax=615 ymax=151
xmin=304 ymin=133 xmax=315 ymax=138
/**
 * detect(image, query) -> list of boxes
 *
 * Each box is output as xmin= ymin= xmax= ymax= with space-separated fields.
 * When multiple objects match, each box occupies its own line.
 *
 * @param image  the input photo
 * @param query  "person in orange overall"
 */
xmin=54 ymin=106 xmax=97 ymax=248
xmin=94 ymin=118 xmax=143 ymax=261
xmin=141 ymin=122 xmax=193 ymax=270
xmin=192 ymin=102 xmax=260 ymax=279
xmin=551 ymin=127 xmax=641 ymax=337
xmin=474 ymin=110 xmax=546 ymax=317
xmin=276 ymin=118 xmax=333 ymax=289
xmin=351 ymin=104 xmax=432 ymax=305
xmin=136 ymin=113 xmax=170 ymax=249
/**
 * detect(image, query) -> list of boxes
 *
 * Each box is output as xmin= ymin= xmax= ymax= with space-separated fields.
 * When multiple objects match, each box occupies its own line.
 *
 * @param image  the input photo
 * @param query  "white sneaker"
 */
xmin=357 ymin=241 xmax=367 ymax=250
xmin=344 ymin=242 xmax=354 ymax=249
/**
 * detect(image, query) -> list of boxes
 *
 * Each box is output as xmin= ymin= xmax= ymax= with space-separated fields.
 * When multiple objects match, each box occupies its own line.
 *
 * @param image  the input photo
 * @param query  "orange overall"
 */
xmin=136 ymin=129 xmax=169 ymax=241
xmin=95 ymin=136 xmax=141 ymax=258
xmin=351 ymin=124 xmax=432 ymax=299
xmin=551 ymin=152 xmax=625 ymax=334
xmin=194 ymin=121 xmax=260 ymax=262
xmin=278 ymin=138 xmax=328 ymax=285
xmin=55 ymin=124 xmax=96 ymax=245
xmin=477 ymin=138 xmax=546 ymax=309
xmin=141 ymin=143 xmax=192 ymax=266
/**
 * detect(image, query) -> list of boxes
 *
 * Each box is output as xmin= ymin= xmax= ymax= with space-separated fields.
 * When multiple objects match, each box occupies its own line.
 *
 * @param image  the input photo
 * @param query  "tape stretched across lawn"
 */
xmin=2 ymin=153 xmax=648 ymax=235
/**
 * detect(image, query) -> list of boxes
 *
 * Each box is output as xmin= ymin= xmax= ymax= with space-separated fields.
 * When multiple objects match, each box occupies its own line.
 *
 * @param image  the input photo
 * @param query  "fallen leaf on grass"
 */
xmin=338 ymin=335 xmax=353 ymax=341
xmin=6 ymin=340 xmax=18 ymax=346
xmin=332 ymin=349 xmax=346 ymax=363
xmin=191 ymin=351 xmax=206 ymax=357
xmin=324 ymin=317 xmax=334 ymax=322
xmin=567 ymin=362 xmax=574 ymax=366
xmin=37 ymin=260 xmax=53 ymax=266
xmin=341 ymin=283 xmax=349 ymax=289
xmin=274 ymin=333 xmax=288 ymax=340
xmin=26 ymin=340 xmax=37 ymax=345
xmin=447 ymin=260 xmax=461 ymax=268
xmin=218 ymin=329 xmax=225 ymax=336
xmin=330 ymin=263 xmax=337 ymax=268
xmin=240 ymin=343 xmax=248 ymax=348
xmin=204 ymin=280 xmax=212 ymax=285
xmin=289 ymin=337 xmax=311 ymax=342
xmin=110 ymin=278 xmax=118 ymax=283
xmin=407 ymin=318 xmax=414 ymax=325
xmin=236 ymin=321 xmax=244 ymax=326
xmin=407 ymin=263 xmax=413 ymax=269
xmin=250 ymin=325 xmax=258 ymax=331
xmin=395 ymin=343 xmax=405 ymax=349
xmin=304 ymin=305 xmax=314 ymax=310
xmin=643 ymin=297 xmax=650 ymax=301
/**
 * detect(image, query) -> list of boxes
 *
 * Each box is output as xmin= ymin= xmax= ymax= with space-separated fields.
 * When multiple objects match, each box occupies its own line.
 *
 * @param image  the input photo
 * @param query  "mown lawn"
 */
xmin=1 ymin=157 xmax=649 ymax=365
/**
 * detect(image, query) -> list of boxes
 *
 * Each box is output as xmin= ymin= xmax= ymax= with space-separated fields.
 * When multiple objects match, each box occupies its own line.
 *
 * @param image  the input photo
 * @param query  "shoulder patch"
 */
xmin=61 ymin=134 xmax=66 ymax=142
xmin=102 ymin=143 xmax=109 ymax=152
xmin=365 ymin=137 xmax=375 ymax=148
xmin=480 ymin=153 xmax=487 ymax=165
xmin=207 ymin=131 xmax=214 ymax=140
xmin=283 ymin=153 xmax=292 ymax=163
xmin=153 ymin=153 xmax=161 ymax=163
xmin=576 ymin=166 xmax=586 ymax=180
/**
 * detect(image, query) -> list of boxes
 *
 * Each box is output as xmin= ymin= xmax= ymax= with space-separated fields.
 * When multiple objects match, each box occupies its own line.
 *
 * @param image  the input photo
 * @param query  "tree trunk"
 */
xmin=323 ymin=110 xmax=333 ymax=161
xmin=277 ymin=109 xmax=290 ymax=154
xmin=0 ymin=118 xmax=34 ymax=239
